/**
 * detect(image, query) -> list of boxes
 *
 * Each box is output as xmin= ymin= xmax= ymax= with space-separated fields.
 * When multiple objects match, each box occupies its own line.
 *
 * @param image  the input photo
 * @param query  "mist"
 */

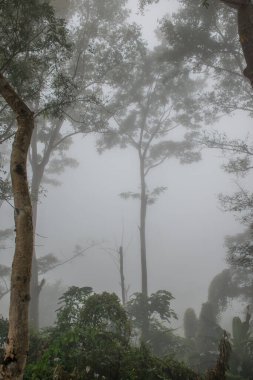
xmin=1 ymin=0 xmax=253 ymax=378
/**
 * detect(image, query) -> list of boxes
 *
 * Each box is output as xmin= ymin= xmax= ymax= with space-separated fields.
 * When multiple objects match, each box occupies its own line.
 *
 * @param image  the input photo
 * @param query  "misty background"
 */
xmin=0 ymin=0 xmax=251 ymax=328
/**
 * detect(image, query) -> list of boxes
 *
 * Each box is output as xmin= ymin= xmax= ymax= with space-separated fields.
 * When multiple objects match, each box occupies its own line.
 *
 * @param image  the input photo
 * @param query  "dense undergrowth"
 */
xmin=0 ymin=286 xmax=249 ymax=379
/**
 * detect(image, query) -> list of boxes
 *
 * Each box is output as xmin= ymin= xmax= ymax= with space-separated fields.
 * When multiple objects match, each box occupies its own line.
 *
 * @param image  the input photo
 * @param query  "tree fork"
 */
xmin=0 ymin=72 xmax=34 ymax=379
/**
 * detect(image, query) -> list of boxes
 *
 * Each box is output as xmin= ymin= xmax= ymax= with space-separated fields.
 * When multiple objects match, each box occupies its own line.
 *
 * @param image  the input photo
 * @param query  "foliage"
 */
xmin=0 ymin=0 xmax=71 ymax=118
xmin=226 ymin=227 xmax=253 ymax=275
xmin=23 ymin=286 xmax=203 ymax=379
xmin=206 ymin=268 xmax=253 ymax=342
xmin=184 ymin=308 xmax=198 ymax=340
xmin=206 ymin=332 xmax=231 ymax=380
xmin=23 ymin=0 xmax=145 ymax=330
xmin=125 ymin=347 xmax=202 ymax=380
xmin=204 ymin=134 xmax=253 ymax=250
xmin=25 ymin=287 xmax=131 ymax=378
xmin=56 ymin=286 xmax=93 ymax=328
xmin=127 ymin=290 xmax=177 ymax=329
xmin=207 ymin=269 xmax=240 ymax=317
xmin=161 ymin=0 xmax=253 ymax=306
xmin=183 ymin=290 xmax=253 ymax=378
xmin=196 ymin=302 xmax=223 ymax=355
xmin=0 ymin=317 xmax=8 ymax=361
xmin=37 ymin=254 xmax=59 ymax=275
xmin=161 ymin=0 xmax=251 ymax=113
xmin=185 ymin=270 xmax=253 ymax=378
xmin=97 ymin=37 xmax=204 ymax=178
xmin=202 ymin=0 xmax=210 ymax=8
xmin=0 ymin=5 xmax=72 ymax=332
xmin=97 ymin=46 xmax=203 ymax=162
xmin=167 ymin=0 xmax=253 ymax=290
xmin=138 ymin=0 xmax=160 ymax=11
xmin=120 ymin=187 xmax=168 ymax=205
xmin=182 ymin=302 xmax=225 ymax=373
xmin=227 ymin=307 xmax=253 ymax=379
xmin=0 ymin=170 xmax=11 ymax=202
xmin=201 ymin=132 xmax=253 ymax=179
xmin=98 ymin=36 xmax=204 ymax=322
xmin=126 ymin=290 xmax=181 ymax=356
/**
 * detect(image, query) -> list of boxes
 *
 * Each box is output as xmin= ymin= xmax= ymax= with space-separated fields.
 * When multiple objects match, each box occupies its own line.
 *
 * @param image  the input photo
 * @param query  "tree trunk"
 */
xmin=0 ymin=73 xmax=34 ymax=379
xmin=119 ymin=246 xmax=126 ymax=305
xmin=29 ymin=255 xmax=40 ymax=330
xmin=29 ymin=163 xmax=41 ymax=330
xmin=238 ymin=3 xmax=253 ymax=85
xmin=221 ymin=0 xmax=253 ymax=86
xmin=28 ymin=119 xmax=62 ymax=329
xmin=139 ymin=156 xmax=149 ymax=340
xmin=139 ymin=157 xmax=148 ymax=298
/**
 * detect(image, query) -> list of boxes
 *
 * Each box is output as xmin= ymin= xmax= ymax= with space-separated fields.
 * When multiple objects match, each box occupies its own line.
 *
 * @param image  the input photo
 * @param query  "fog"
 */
xmin=1 ymin=0 xmax=252 ymax=331
xmin=30 ymin=116 xmax=250 ymax=322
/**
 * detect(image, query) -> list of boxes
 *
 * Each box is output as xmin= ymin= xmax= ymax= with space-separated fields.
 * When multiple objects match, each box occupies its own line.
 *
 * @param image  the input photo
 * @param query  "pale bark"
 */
xmin=0 ymin=73 xmax=34 ymax=379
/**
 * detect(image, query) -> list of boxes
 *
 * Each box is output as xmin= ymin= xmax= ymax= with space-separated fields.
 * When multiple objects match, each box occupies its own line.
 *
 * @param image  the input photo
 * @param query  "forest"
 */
xmin=1 ymin=0 xmax=253 ymax=379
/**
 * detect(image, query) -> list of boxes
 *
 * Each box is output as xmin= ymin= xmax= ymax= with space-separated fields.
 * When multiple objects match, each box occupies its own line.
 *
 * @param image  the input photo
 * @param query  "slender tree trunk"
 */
xmin=29 ymin=167 xmax=41 ymax=330
xmin=29 ymin=256 xmax=40 ymax=330
xmin=0 ymin=73 xmax=34 ymax=379
xmin=139 ymin=157 xmax=148 ymax=298
xmin=139 ymin=156 xmax=149 ymax=340
xmin=119 ymin=246 xmax=126 ymax=305
xmin=28 ymin=120 xmax=62 ymax=329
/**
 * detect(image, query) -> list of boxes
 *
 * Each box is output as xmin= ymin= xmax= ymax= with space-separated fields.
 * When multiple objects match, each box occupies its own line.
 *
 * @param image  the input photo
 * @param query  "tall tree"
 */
xmin=98 ymin=46 xmax=204 ymax=338
xmin=0 ymin=73 xmax=34 ymax=380
xmin=27 ymin=0 xmax=143 ymax=329
xmin=119 ymin=246 xmax=126 ymax=305
xmin=0 ymin=0 xmax=71 ymax=377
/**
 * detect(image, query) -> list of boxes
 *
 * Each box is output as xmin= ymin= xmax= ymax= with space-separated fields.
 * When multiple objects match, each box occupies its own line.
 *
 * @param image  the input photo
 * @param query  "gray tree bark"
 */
xmin=119 ymin=246 xmax=126 ymax=305
xmin=139 ymin=154 xmax=149 ymax=340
